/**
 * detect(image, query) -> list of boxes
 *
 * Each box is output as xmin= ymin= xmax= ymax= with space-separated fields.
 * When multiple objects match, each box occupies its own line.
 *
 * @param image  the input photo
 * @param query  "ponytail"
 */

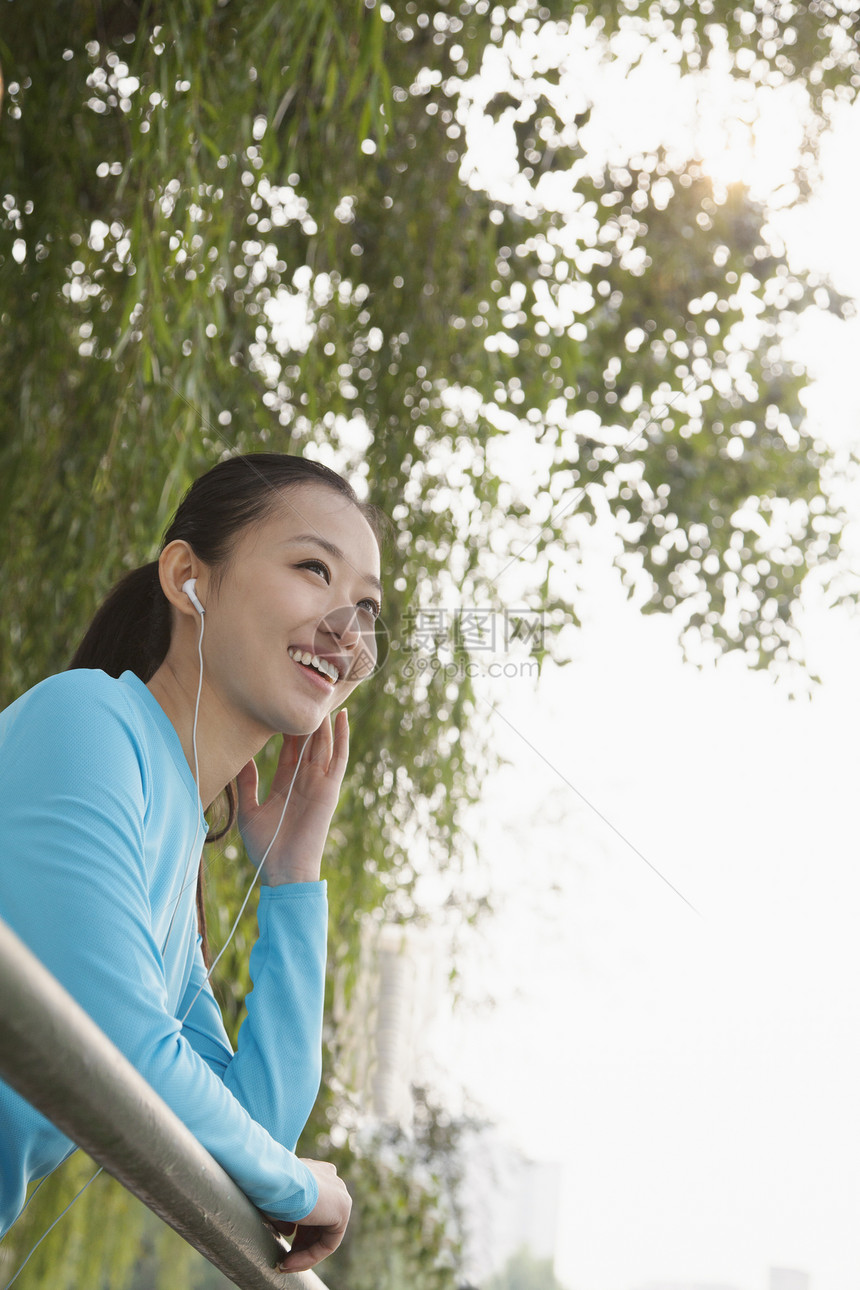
xmin=69 ymin=561 xmax=171 ymax=681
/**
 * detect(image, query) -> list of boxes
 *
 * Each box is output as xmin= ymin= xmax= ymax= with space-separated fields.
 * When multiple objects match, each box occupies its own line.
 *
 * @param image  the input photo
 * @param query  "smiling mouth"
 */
xmin=288 ymin=646 xmax=340 ymax=684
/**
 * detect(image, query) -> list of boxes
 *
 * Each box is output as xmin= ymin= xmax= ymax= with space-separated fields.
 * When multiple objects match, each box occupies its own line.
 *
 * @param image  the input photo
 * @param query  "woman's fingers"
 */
xmin=268 ymin=732 xmax=304 ymax=798
xmin=277 ymin=1228 xmax=341 ymax=1274
xmin=235 ymin=757 xmax=260 ymax=818
xmin=267 ymin=710 xmax=347 ymax=798
xmin=308 ymin=711 xmax=333 ymax=770
xmin=328 ymin=708 xmax=349 ymax=786
xmin=240 ymin=711 xmax=348 ymax=854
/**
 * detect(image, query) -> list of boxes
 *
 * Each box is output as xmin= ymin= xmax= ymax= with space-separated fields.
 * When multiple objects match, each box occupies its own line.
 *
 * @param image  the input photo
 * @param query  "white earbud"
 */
xmin=182 ymin=577 xmax=205 ymax=616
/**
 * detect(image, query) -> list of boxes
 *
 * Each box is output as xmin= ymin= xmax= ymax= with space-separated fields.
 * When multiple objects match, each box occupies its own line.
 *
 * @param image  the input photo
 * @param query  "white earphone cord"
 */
xmin=2 ymin=604 xmax=309 ymax=1288
xmin=181 ymin=728 xmax=310 ymax=1024
xmin=2 ymin=1165 xmax=104 ymax=1289
xmin=161 ymin=604 xmax=206 ymax=956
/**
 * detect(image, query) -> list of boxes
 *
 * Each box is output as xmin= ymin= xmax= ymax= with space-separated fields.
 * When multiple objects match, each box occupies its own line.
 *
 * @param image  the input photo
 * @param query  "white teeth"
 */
xmin=314 ymin=656 xmax=338 ymax=682
xmin=289 ymin=647 xmax=339 ymax=683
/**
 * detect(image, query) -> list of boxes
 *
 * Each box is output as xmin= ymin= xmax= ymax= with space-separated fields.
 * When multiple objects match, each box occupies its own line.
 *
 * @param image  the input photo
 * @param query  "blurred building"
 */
xmin=334 ymin=922 xmax=562 ymax=1286
xmin=638 ymin=1282 xmax=741 ymax=1290
xmin=636 ymin=1268 xmax=810 ymax=1290
xmin=768 ymin=1270 xmax=810 ymax=1290
xmin=459 ymin=1126 xmax=561 ymax=1285
xmin=334 ymin=920 xmax=444 ymax=1126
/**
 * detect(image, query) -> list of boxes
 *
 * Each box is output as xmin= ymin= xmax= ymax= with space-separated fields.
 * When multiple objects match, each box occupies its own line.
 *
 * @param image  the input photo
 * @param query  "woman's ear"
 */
xmin=158 ymin=541 xmax=206 ymax=617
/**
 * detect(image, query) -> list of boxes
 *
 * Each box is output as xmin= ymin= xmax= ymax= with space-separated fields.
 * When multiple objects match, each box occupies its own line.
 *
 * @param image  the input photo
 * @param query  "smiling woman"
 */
xmin=0 ymin=453 xmax=387 ymax=1275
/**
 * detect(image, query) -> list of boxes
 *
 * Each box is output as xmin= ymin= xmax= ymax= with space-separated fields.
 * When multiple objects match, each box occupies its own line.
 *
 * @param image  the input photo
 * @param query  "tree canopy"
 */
xmin=1 ymin=0 xmax=858 ymax=1285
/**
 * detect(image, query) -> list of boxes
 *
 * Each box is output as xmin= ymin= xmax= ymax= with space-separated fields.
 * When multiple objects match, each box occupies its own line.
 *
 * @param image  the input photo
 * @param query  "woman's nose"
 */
xmin=320 ymin=605 xmax=378 ymax=679
xmin=321 ymin=605 xmax=362 ymax=648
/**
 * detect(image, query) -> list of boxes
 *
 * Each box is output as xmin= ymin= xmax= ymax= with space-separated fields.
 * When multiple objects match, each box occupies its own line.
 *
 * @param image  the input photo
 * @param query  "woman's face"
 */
xmin=198 ymin=483 xmax=382 ymax=739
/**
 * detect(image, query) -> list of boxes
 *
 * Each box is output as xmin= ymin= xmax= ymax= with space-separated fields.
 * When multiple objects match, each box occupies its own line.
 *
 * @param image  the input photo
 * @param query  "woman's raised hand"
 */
xmin=235 ymin=709 xmax=349 ymax=885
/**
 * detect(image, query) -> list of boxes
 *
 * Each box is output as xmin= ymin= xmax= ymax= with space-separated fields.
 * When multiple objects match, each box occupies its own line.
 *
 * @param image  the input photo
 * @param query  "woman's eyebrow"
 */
xmin=286 ymin=533 xmax=383 ymax=596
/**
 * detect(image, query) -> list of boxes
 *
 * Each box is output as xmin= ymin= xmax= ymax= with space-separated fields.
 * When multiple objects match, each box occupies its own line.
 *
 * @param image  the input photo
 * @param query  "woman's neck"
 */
xmin=146 ymin=655 xmax=266 ymax=808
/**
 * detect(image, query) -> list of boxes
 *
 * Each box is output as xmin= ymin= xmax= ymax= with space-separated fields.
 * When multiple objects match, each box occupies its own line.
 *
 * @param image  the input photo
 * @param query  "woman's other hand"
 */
xmin=236 ymin=709 xmax=349 ymax=885
xmin=270 ymin=1159 xmax=353 ymax=1273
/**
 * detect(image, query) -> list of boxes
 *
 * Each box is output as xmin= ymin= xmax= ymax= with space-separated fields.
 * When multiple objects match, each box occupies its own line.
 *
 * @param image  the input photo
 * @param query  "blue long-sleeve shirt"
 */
xmin=0 ymin=668 xmax=325 ymax=1237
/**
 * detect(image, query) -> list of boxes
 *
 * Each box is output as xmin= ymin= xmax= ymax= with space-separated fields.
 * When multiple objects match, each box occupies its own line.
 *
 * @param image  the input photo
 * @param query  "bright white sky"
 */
xmin=445 ymin=565 xmax=860 ymax=1290
xmin=422 ymin=25 xmax=860 ymax=1290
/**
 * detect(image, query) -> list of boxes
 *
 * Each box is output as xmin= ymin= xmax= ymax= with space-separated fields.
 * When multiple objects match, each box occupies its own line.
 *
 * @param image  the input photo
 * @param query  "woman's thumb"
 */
xmin=235 ymin=757 xmax=260 ymax=818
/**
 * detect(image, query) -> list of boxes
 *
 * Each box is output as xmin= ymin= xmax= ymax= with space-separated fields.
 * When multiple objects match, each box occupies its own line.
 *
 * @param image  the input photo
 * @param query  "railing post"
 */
xmin=0 ymin=916 xmax=328 ymax=1290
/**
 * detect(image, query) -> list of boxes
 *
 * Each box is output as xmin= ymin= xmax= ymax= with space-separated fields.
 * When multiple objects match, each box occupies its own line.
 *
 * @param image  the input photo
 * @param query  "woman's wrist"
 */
xmin=260 ymin=860 xmax=322 ymax=886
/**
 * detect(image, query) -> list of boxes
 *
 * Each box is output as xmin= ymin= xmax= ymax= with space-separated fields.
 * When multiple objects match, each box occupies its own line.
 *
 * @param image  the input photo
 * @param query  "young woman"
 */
xmin=0 ymin=453 xmax=385 ymax=1273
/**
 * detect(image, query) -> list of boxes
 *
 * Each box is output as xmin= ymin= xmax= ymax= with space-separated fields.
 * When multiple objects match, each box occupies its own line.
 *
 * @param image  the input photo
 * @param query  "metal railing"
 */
xmin=0 ymin=916 xmax=327 ymax=1290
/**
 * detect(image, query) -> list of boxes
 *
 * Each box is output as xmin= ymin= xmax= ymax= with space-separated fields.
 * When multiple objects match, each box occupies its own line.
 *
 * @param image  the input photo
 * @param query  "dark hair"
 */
xmin=69 ymin=453 xmax=386 ymax=957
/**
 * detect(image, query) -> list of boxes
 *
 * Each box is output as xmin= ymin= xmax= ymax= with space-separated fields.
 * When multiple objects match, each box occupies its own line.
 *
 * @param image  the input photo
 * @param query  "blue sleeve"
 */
xmin=0 ymin=676 xmax=320 ymax=1222
xmin=179 ymin=883 xmax=327 ymax=1153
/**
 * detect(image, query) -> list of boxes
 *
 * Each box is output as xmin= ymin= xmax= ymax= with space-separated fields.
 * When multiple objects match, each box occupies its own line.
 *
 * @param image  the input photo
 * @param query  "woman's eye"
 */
xmin=359 ymin=598 xmax=381 ymax=620
xmin=299 ymin=559 xmax=331 ymax=582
